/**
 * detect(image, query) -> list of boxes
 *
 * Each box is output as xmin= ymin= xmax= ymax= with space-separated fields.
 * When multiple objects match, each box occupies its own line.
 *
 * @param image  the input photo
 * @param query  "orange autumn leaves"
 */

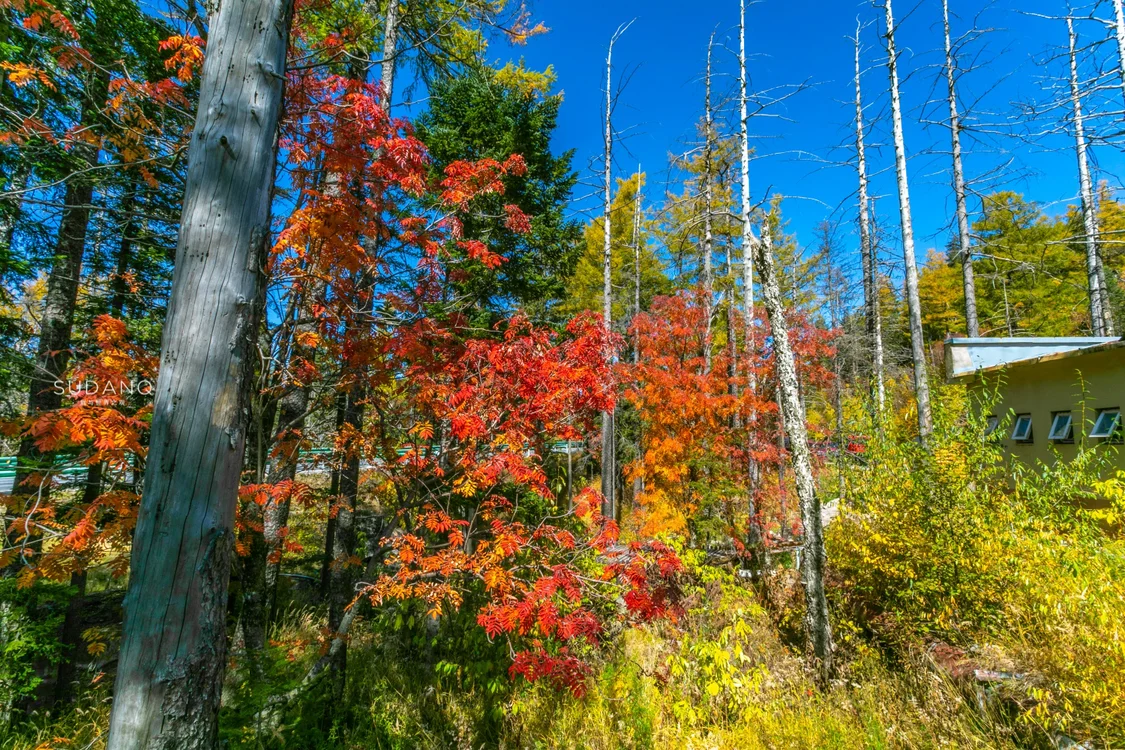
xmin=623 ymin=289 xmax=837 ymax=542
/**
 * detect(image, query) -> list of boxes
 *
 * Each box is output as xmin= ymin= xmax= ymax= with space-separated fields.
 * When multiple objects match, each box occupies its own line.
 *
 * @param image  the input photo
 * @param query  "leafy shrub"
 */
xmin=830 ymin=381 xmax=1125 ymax=744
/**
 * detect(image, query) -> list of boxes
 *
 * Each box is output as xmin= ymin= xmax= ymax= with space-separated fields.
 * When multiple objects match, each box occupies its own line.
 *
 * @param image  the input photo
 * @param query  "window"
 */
xmin=1010 ymin=414 xmax=1033 ymax=443
xmin=1089 ymin=408 xmax=1122 ymax=441
xmin=984 ymin=415 xmax=1000 ymax=437
xmin=1048 ymin=412 xmax=1073 ymax=443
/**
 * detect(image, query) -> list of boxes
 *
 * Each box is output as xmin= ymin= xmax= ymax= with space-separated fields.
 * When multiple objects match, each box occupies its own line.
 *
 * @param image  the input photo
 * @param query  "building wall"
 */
xmin=973 ymin=346 xmax=1124 ymax=473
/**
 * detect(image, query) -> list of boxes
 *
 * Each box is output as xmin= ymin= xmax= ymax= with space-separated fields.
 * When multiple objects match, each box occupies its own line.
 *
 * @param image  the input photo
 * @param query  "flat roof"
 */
xmin=945 ymin=336 xmax=1124 ymax=381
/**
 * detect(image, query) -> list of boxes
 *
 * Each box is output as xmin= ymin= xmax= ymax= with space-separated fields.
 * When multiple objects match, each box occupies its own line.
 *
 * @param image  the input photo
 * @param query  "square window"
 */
xmin=1089 ymin=408 xmax=1122 ymax=440
xmin=1048 ymin=412 xmax=1073 ymax=442
xmin=1011 ymin=414 xmax=1033 ymax=442
xmin=984 ymin=415 xmax=1000 ymax=437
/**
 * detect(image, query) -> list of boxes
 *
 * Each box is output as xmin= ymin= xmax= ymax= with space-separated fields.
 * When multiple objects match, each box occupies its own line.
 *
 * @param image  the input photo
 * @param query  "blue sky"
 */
xmin=415 ymin=0 xmax=1125 ymax=277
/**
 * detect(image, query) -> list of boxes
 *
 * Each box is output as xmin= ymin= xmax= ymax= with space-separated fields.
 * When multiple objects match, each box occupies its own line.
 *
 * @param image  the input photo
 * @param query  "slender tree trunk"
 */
xmin=943 ymin=0 xmax=979 ymax=337
xmin=631 ymin=170 xmax=644 ymax=505
xmin=632 ymin=169 xmax=642 ymax=365
xmin=702 ymin=33 xmax=716 ymax=374
xmin=756 ymin=220 xmax=833 ymax=683
xmin=601 ymin=27 xmax=626 ymax=519
xmin=106 ymin=0 xmax=294 ymax=745
xmin=327 ymin=385 xmax=364 ymax=694
xmin=739 ymin=0 xmax=763 ymax=548
xmin=854 ymin=22 xmax=885 ymax=414
xmin=1068 ymin=17 xmax=1114 ymax=337
xmin=882 ymin=0 xmax=933 ymax=440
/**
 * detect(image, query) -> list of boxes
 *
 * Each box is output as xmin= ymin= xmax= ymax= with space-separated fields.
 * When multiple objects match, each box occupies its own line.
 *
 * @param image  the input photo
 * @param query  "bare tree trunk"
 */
xmin=739 ymin=0 xmax=763 ymax=548
xmin=106 ymin=0 xmax=293 ymax=745
xmin=632 ymin=169 xmax=642 ymax=365
xmin=756 ymin=221 xmax=833 ymax=682
xmin=943 ymin=0 xmax=979 ymax=337
xmin=702 ymin=32 xmax=716 ymax=374
xmin=1068 ymin=17 xmax=1113 ymax=337
xmin=854 ymin=25 xmax=886 ymax=414
xmin=601 ymin=24 xmax=631 ymax=519
xmin=881 ymin=0 xmax=933 ymax=440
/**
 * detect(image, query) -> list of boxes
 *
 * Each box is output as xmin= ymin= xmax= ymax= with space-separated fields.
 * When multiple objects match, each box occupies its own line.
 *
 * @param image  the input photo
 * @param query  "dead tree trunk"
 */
xmin=854 ymin=23 xmax=886 ymax=414
xmin=632 ymin=169 xmax=642 ymax=366
xmin=756 ymin=220 xmax=834 ymax=683
xmin=702 ymin=31 xmax=716 ymax=374
xmin=1068 ymin=17 xmax=1114 ymax=337
xmin=105 ymin=0 xmax=294 ymax=745
xmin=600 ymin=23 xmax=631 ymax=519
xmin=739 ymin=0 xmax=763 ymax=548
xmin=881 ymin=0 xmax=933 ymax=440
xmin=942 ymin=0 xmax=979 ymax=337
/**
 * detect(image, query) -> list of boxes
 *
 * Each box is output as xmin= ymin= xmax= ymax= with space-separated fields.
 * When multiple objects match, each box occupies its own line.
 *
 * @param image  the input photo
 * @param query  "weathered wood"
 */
xmin=105 ymin=0 xmax=294 ymax=745
xmin=755 ymin=221 xmax=834 ymax=683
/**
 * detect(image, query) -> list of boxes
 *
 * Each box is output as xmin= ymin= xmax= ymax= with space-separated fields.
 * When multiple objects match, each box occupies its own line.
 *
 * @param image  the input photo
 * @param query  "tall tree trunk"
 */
xmin=854 ymin=21 xmax=885 ymax=414
xmin=56 ymin=182 xmax=137 ymax=704
xmin=1068 ymin=17 xmax=1114 ymax=337
xmin=739 ymin=0 xmax=763 ymax=548
xmin=756 ymin=220 xmax=833 ymax=683
xmin=601 ymin=25 xmax=628 ymax=519
xmin=632 ymin=169 xmax=642 ymax=365
xmin=105 ymin=0 xmax=293 ymax=744
xmin=882 ymin=0 xmax=933 ymax=440
xmin=943 ymin=0 xmax=979 ymax=337
xmin=702 ymin=32 xmax=716 ymax=374
xmin=10 ymin=96 xmax=102 ymax=513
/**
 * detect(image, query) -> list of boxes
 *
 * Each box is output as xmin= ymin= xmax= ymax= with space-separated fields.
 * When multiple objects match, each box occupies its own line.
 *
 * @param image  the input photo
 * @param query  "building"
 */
xmin=945 ymin=337 xmax=1124 ymax=473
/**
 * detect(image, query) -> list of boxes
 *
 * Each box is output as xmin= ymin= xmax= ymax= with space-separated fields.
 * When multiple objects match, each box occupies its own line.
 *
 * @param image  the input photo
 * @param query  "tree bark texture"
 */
xmin=755 ymin=221 xmax=834 ymax=682
xmin=106 ymin=0 xmax=294 ymax=745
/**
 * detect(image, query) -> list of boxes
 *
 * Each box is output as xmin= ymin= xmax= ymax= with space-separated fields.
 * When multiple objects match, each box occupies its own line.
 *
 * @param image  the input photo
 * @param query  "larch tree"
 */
xmin=879 ymin=0 xmax=933 ymax=440
xmin=105 ymin=0 xmax=294 ymax=745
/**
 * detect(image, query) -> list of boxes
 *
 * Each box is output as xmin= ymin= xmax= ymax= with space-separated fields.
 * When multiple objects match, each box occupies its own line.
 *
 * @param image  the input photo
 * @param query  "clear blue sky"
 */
xmin=444 ymin=0 xmax=1125 ymax=277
